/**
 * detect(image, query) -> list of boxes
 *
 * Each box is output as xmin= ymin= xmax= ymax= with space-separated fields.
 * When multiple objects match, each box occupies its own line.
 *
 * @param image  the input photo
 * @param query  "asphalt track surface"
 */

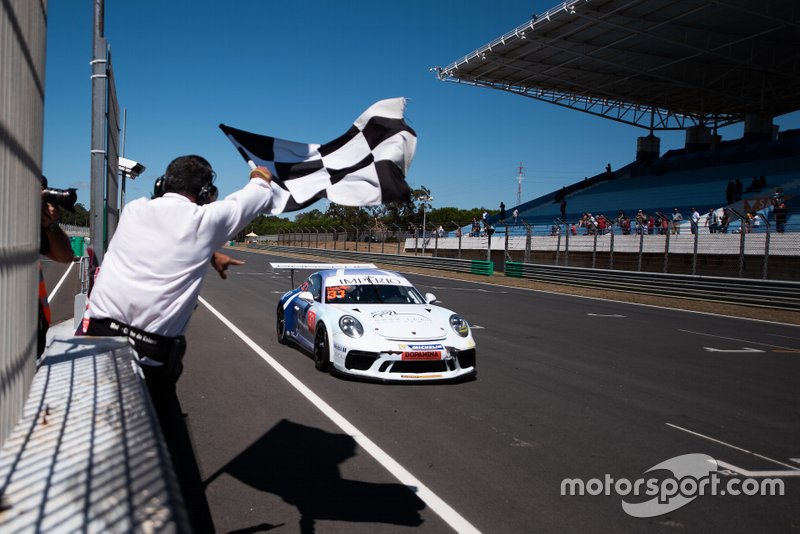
xmin=41 ymin=251 xmax=799 ymax=533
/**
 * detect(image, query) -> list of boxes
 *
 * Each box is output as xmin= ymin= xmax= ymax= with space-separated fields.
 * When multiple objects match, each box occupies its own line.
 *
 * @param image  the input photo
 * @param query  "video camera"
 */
xmin=41 ymin=176 xmax=78 ymax=212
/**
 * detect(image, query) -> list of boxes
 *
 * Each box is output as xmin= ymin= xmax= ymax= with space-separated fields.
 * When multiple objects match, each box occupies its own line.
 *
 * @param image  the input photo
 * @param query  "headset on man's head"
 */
xmin=152 ymin=161 xmax=218 ymax=205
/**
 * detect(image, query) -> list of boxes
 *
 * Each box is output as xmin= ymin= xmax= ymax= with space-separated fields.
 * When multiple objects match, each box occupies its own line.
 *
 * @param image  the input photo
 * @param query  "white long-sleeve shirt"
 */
xmin=87 ymin=178 xmax=271 ymax=336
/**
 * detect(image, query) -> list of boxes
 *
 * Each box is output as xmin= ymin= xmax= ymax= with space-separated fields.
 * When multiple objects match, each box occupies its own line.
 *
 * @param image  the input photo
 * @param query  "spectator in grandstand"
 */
xmin=550 ymin=224 xmax=560 ymax=236
xmin=647 ymin=213 xmax=656 ymax=235
xmin=734 ymin=178 xmax=743 ymax=202
xmin=570 ymin=223 xmax=577 ymax=236
xmin=455 ymin=227 xmax=462 ymax=239
xmin=499 ymin=202 xmax=506 ymax=222
xmin=671 ymin=208 xmax=683 ymax=234
xmin=471 ymin=217 xmax=480 ymax=237
xmin=616 ymin=211 xmax=631 ymax=235
xmin=753 ymin=213 xmax=761 ymax=231
xmin=744 ymin=212 xmax=755 ymax=233
xmin=605 ymin=163 xmax=612 ymax=174
xmin=597 ymin=214 xmax=609 ymax=235
xmin=580 ymin=213 xmax=597 ymax=235
xmin=513 ymin=208 xmax=519 ymax=224
xmin=772 ymin=187 xmax=785 ymax=208
xmin=774 ymin=202 xmax=788 ymax=233
xmin=437 ymin=224 xmax=445 ymax=238
xmin=560 ymin=197 xmax=567 ymax=220
xmin=634 ymin=210 xmax=647 ymax=235
xmin=745 ymin=176 xmax=761 ymax=193
xmin=481 ymin=210 xmax=488 ymax=223
xmin=725 ymin=181 xmax=735 ymax=205
xmin=659 ymin=213 xmax=669 ymax=235
xmin=706 ymin=208 xmax=720 ymax=233
xmin=690 ymin=208 xmax=700 ymax=234
xmin=720 ymin=208 xmax=731 ymax=233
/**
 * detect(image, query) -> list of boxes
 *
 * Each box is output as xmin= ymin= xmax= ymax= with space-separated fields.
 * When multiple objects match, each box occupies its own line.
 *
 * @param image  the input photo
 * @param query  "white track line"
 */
xmin=48 ymin=261 xmax=74 ymax=301
xmin=677 ymin=329 xmax=796 ymax=350
xmin=665 ymin=423 xmax=800 ymax=471
xmin=198 ymin=296 xmax=480 ymax=534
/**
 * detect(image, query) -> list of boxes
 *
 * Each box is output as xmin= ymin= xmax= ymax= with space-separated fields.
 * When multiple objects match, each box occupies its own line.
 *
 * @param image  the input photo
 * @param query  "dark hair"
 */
xmin=163 ymin=155 xmax=214 ymax=197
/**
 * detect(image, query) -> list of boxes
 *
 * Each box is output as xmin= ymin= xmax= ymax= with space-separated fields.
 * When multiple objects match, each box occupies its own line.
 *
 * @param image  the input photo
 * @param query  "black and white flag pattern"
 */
xmin=219 ymin=98 xmax=416 ymax=214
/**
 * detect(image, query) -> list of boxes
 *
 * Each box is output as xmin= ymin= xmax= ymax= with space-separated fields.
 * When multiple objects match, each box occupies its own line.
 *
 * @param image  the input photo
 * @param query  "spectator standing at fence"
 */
xmin=499 ymin=202 xmax=506 ymax=222
xmin=513 ymin=208 xmax=519 ymax=224
xmin=772 ymin=187 xmax=784 ymax=208
xmin=597 ymin=214 xmax=608 ymax=235
xmin=720 ymin=208 xmax=731 ymax=233
xmin=774 ymin=202 xmax=788 ymax=233
xmin=671 ymin=208 xmax=683 ymax=234
xmin=659 ymin=213 xmax=669 ymax=235
xmin=635 ymin=210 xmax=646 ymax=235
xmin=706 ymin=208 xmax=719 ymax=233
xmin=690 ymin=208 xmax=700 ymax=234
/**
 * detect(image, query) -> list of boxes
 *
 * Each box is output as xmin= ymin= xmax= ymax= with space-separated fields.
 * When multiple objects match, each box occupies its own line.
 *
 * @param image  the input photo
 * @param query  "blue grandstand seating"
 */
xmin=485 ymin=132 xmax=800 ymax=236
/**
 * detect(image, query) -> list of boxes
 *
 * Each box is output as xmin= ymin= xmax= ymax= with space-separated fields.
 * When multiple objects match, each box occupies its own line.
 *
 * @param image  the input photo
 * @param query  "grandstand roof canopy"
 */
xmin=436 ymin=0 xmax=800 ymax=130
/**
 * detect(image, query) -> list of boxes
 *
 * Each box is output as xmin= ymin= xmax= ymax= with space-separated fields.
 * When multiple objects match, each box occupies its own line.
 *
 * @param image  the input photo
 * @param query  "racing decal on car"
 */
xmin=307 ymin=309 xmax=317 ymax=333
xmin=371 ymin=310 xmax=430 ymax=323
xmin=401 ymin=343 xmax=445 ymax=351
xmin=325 ymin=275 xmax=411 ymax=287
xmin=333 ymin=342 xmax=347 ymax=354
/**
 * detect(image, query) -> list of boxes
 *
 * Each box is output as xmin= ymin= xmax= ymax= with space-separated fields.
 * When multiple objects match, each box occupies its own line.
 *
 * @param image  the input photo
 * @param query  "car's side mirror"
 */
xmin=298 ymin=291 xmax=315 ymax=302
xmin=425 ymin=292 xmax=437 ymax=304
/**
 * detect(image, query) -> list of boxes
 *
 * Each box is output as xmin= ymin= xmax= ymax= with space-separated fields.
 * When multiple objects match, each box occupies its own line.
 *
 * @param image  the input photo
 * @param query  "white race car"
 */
xmin=274 ymin=263 xmax=476 ymax=382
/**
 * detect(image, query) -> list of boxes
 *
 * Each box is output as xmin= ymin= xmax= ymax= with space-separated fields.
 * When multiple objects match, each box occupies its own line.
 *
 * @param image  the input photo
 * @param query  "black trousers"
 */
xmin=84 ymin=318 xmax=214 ymax=532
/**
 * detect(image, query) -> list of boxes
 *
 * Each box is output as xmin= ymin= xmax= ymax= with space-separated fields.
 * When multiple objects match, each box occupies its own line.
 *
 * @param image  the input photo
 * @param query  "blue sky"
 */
xmin=43 ymin=0 xmax=800 ymax=217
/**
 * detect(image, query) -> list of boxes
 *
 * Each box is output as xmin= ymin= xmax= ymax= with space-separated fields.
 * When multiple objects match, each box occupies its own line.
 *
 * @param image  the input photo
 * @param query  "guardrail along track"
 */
xmin=506 ymin=261 xmax=800 ymax=311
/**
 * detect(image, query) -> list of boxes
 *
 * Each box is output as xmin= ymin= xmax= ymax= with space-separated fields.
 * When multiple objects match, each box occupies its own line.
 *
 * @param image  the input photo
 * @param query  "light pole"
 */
xmin=420 ymin=194 xmax=432 ymax=254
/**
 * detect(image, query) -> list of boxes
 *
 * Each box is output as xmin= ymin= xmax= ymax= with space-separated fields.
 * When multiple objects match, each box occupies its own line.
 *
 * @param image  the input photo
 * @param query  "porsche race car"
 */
xmin=273 ymin=263 xmax=476 ymax=382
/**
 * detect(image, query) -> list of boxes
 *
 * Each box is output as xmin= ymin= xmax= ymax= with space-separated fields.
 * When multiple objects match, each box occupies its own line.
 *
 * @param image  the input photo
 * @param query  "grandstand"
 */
xmin=491 ymin=132 xmax=800 ymax=234
xmin=435 ymin=0 xmax=800 ymax=236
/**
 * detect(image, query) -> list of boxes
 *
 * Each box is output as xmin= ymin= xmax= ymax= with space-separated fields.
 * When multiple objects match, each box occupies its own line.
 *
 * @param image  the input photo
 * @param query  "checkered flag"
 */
xmin=219 ymin=98 xmax=416 ymax=214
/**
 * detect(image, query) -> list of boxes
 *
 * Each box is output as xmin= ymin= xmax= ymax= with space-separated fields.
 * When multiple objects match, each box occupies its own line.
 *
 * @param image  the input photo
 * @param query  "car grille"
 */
xmin=345 ymin=351 xmax=379 ymax=371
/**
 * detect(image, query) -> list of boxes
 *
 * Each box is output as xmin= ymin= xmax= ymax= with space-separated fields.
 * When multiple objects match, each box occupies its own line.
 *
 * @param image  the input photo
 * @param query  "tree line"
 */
xmin=56 ymin=187 xmax=497 ymax=239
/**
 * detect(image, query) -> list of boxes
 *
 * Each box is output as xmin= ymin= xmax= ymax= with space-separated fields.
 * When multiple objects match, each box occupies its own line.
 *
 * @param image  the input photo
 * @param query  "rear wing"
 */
xmin=270 ymin=262 xmax=377 ymax=287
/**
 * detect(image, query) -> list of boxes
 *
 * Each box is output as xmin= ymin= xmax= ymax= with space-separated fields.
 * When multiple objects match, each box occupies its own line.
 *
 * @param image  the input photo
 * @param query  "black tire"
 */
xmin=276 ymin=305 xmax=287 ymax=344
xmin=313 ymin=325 xmax=330 ymax=372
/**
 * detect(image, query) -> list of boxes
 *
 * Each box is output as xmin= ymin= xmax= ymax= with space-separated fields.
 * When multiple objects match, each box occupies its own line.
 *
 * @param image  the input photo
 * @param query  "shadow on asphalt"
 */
xmin=205 ymin=419 xmax=425 ymax=533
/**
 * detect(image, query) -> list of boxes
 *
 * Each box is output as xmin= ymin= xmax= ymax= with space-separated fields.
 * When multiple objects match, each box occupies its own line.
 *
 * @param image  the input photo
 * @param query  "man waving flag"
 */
xmin=220 ymin=97 xmax=416 ymax=214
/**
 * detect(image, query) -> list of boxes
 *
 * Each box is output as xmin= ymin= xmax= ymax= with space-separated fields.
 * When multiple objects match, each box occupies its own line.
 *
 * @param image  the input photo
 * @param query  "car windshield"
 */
xmin=325 ymin=283 xmax=425 ymax=304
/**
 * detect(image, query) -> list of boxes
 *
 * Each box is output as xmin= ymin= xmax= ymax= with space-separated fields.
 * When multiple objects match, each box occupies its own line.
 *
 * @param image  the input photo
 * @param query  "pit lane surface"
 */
xmin=54 ymin=250 xmax=800 ymax=532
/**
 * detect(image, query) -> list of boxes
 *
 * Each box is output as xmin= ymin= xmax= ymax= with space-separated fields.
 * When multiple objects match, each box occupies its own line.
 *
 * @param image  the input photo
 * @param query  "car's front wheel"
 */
xmin=276 ymin=305 xmax=287 ymax=344
xmin=313 ymin=325 xmax=330 ymax=372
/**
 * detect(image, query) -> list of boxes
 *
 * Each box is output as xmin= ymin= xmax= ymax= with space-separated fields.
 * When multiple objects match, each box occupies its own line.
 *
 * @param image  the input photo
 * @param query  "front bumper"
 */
xmin=330 ymin=334 xmax=476 ymax=382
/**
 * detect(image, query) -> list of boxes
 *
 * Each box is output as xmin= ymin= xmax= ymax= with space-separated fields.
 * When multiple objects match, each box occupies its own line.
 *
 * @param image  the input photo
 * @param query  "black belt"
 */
xmin=90 ymin=318 xmax=183 ymax=363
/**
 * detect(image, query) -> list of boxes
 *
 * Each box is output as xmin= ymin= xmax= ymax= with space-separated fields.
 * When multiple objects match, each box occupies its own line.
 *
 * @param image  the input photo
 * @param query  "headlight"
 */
xmin=449 ymin=314 xmax=470 ymax=337
xmin=339 ymin=315 xmax=364 ymax=338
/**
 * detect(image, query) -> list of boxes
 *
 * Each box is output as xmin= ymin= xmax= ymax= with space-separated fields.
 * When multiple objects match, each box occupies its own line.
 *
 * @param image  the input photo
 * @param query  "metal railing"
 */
xmin=504 ymin=261 xmax=800 ymax=311
xmin=247 ymin=214 xmax=800 ymax=282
